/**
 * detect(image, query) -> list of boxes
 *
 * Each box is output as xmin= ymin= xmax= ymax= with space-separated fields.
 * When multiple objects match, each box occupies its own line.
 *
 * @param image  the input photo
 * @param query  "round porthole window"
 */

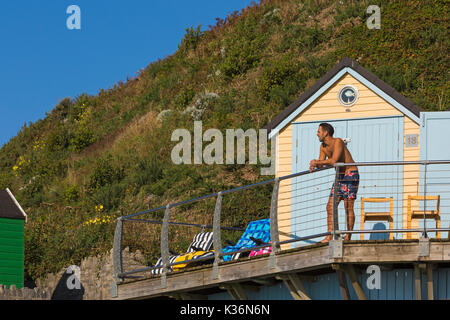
xmin=338 ymin=85 xmax=358 ymax=107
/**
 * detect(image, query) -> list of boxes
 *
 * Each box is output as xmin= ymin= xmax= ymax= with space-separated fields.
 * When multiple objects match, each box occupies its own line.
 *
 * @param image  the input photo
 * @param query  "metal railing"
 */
xmin=113 ymin=160 xmax=450 ymax=283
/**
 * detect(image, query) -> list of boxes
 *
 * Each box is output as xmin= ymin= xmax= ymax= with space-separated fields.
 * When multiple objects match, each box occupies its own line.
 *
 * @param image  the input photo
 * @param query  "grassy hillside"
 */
xmin=0 ymin=0 xmax=447 ymax=281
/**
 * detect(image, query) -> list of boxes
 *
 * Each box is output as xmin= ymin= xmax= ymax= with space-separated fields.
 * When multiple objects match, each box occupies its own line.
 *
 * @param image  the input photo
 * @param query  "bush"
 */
xmin=69 ymin=93 xmax=91 ymax=122
xmin=259 ymin=54 xmax=301 ymax=100
xmin=70 ymin=126 xmax=95 ymax=152
xmin=88 ymin=154 xmax=125 ymax=190
xmin=375 ymin=64 xmax=407 ymax=93
xmin=46 ymin=125 xmax=71 ymax=152
xmin=131 ymin=157 xmax=164 ymax=189
xmin=298 ymin=24 xmax=327 ymax=51
xmin=149 ymin=164 xmax=201 ymax=198
xmin=50 ymin=97 xmax=73 ymax=122
xmin=333 ymin=2 xmax=365 ymax=25
xmin=0 ymin=171 xmax=12 ymax=190
xmin=301 ymin=55 xmax=333 ymax=80
xmin=174 ymin=85 xmax=196 ymax=110
xmin=89 ymin=182 xmax=126 ymax=211
xmin=138 ymin=85 xmax=160 ymax=106
xmin=178 ymin=25 xmax=203 ymax=52
xmin=219 ymin=15 xmax=268 ymax=79
xmin=64 ymin=184 xmax=80 ymax=203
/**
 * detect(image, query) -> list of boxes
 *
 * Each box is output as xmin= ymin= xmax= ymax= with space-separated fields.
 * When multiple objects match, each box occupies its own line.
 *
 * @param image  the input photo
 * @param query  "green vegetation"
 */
xmin=0 ymin=0 xmax=447 ymax=281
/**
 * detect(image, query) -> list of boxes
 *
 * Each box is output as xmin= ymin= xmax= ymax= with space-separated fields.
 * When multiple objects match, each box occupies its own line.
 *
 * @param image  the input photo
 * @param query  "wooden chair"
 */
xmin=407 ymin=195 xmax=440 ymax=239
xmin=360 ymin=197 xmax=394 ymax=240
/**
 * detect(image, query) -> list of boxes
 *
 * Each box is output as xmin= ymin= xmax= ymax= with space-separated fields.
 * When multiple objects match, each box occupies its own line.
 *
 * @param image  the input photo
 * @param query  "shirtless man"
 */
xmin=309 ymin=123 xmax=359 ymax=242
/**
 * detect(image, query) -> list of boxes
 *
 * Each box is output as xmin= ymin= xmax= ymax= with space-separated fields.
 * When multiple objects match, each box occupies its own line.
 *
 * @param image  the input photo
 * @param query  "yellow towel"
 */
xmin=172 ymin=250 xmax=214 ymax=271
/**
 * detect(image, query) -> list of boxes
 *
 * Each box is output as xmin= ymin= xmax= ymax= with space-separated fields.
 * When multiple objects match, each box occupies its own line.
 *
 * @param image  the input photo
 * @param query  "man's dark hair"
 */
xmin=319 ymin=123 xmax=334 ymax=137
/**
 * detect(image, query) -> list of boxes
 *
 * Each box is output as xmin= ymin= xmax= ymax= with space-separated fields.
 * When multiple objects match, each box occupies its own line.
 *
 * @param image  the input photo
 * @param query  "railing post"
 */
xmin=332 ymin=166 xmax=341 ymax=240
xmin=422 ymin=161 xmax=428 ymax=238
xmin=213 ymin=192 xmax=223 ymax=279
xmin=113 ymin=217 xmax=124 ymax=281
xmin=161 ymin=204 xmax=171 ymax=288
xmin=270 ymin=178 xmax=280 ymax=268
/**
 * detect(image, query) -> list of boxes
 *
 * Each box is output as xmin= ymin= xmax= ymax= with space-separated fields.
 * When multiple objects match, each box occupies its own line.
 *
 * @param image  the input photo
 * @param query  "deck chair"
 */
xmin=151 ymin=231 xmax=214 ymax=275
xmin=222 ymin=218 xmax=270 ymax=262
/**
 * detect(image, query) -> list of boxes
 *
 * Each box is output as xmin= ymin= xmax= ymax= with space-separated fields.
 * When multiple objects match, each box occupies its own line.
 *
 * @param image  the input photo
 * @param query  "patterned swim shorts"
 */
xmin=330 ymin=170 xmax=360 ymax=199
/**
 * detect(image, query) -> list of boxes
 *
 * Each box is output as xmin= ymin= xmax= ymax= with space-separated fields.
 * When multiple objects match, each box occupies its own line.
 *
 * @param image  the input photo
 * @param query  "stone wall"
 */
xmin=0 ymin=284 xmax=50 ymax=300
xmin=0 ymin=247 xmax=148 ymax=300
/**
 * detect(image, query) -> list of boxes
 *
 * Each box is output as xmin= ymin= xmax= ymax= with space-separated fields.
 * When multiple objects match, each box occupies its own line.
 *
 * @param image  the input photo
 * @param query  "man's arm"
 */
xmin=309 ymin=144 xmax=326 ymax=172
xmin=315 ymin=139 xmax=344 ymax=167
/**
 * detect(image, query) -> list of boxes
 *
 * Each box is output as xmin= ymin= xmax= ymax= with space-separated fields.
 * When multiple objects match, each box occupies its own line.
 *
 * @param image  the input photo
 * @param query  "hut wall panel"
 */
xmin=402 ymin=116 xmax=421 ymax=238
xmin=0 ymin=218 xmax=24 ymax=288
xmin=206 ymin=267 xmax=450 ymax=300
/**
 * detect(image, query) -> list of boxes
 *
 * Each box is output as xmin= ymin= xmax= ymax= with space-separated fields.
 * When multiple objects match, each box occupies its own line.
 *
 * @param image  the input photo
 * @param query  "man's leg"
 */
xmin=344 ymin=198 xmax=355 ymax=241
xmin=322 ymin=196 xmax=342 ymax=242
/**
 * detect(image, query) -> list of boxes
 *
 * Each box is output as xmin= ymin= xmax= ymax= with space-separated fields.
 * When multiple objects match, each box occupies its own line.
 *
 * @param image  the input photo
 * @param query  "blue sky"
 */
xmin=0 ymin=0 xmax=255 ymax=147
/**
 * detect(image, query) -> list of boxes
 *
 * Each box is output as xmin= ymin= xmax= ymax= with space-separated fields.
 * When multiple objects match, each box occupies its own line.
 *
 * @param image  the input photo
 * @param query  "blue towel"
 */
xmin=222 ymin=218 xmax=270 ymax=261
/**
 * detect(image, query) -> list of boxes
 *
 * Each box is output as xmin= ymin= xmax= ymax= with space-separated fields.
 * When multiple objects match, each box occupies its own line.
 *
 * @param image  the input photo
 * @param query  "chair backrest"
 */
xmin=235 ymin=218 xmax=270 ymax=248
xmin=187 ymin=232 xmax=214 ymax=253
xmin=361 ymin=197 xmax=394 ymax=216
xmin=408 ymin=195 xmax=440 ymax=213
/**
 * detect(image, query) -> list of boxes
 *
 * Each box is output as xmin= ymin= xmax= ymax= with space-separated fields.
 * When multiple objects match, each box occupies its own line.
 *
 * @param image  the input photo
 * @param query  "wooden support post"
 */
xmin=288 ymin=274 xmax=311 ymax=300
xmin=344 ymin=265 xmax=367 ymax=300
xmin=278 ymin=274 xmax=311 ymax=300
xmin=426 ymin=264 xmax=434 ymax=300
xmin=232 ymin=284 xmax=248 ymax=300
xmin=414 ymin=264 xmax=422 ymax=300
xmin=282 ymin=278 xmax=301 ymax=300
xmin=337 ymin=270 xmax=350 ymax=300
xmin=221 ymin=284 xmax=248 ymax=300
xmin=333 ymin=264 xmax=350 ymax=300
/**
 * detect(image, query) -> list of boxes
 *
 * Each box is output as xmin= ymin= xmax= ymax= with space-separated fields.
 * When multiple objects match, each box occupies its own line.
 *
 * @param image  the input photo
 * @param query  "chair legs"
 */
xmin=361 ymin=216 xmax=365 ymax=241
xmin=389 ymin=221 xmax=394 ymax=240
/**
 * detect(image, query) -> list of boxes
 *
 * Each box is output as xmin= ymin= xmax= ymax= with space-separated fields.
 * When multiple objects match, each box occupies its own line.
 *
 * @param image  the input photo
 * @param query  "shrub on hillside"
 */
xmin=89 ymin=182 xmax=126 ymax=211
xmin=46 ymin=125 xmax=71 ymax=152
xmin=130 ymin=157 xmax=164 ymax=190
xmin=70 ymin=126 xmax=95 ymax=152
xmin=219 ymin=14 xmax=268 ymax=79
xmin=64 ymin=184 xmax=80 ymax=204
xmin=259 ymin=54 xmax=301 ymax=100
xmin=174 ymin=85 xmax=196 ymax=110
xmin=178 ymin=25 xmax=203 ymax=52
xmin=88 ymin=154 xmax=125 ymax=190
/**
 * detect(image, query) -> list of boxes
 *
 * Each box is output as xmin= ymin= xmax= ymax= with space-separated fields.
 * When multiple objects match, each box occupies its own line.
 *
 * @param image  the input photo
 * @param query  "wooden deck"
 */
xmin=113 ymin=239 xmax=450 ymax=300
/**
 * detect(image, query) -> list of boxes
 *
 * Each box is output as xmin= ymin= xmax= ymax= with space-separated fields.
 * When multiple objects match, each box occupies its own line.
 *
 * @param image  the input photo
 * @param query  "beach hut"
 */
xmin=0 ymin=188 xmax=27 ymax=288
xmin=265 ymin=57 xmax=450 ymax=245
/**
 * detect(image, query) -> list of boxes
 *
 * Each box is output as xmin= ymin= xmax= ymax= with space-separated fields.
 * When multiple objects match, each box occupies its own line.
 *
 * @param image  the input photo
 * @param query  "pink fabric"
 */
xmin=250 ymin=243 xmax=272 ymax=257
